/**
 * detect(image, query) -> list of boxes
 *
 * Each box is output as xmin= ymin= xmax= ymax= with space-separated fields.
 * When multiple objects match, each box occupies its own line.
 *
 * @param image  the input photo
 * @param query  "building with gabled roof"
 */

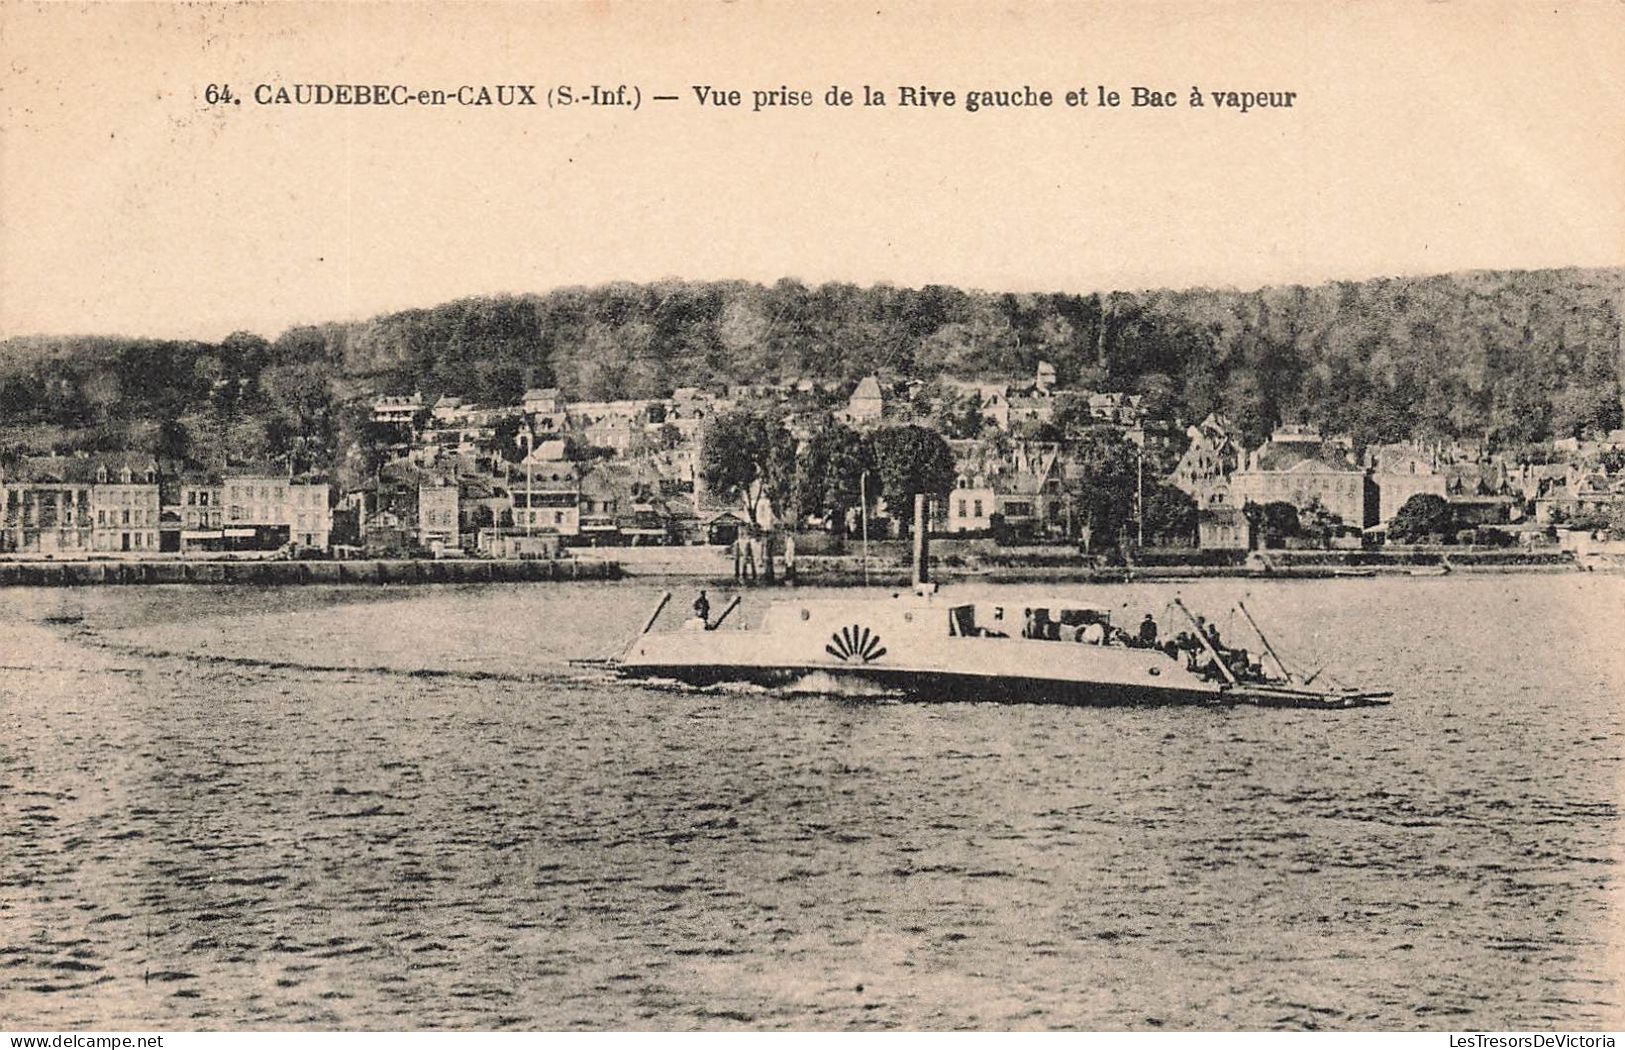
xmin=1364 ymin=443 xmax=1450 ymax=525
xmin=1169 ymin=413 xmax=1242 ymax=510
xmin=522 ymin=388 xmax=562 ymax=415
xmin=843 ymin=375 xmax=886 ymax=426
xmin=944 ymin=440 xmax=1063 ymax=534
xmin=1230 ymin=427 xmax=1371 ymax=527
xmin=943 ymin=379 xmax=1011 ymax=431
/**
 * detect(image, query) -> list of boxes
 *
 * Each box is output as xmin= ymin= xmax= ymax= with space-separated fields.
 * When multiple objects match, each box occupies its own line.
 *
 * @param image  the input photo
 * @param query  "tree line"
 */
xmin=3 ymin=268 xmax=1621 ymax=479
xmin=701 ymin=410 xmax=1197 ymax=548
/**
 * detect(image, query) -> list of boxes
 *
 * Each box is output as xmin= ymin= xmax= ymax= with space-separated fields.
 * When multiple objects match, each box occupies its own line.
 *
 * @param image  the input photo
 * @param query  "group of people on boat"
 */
xmin=1018 ymin=606 xmax=1269 ymax=685
xmin=1170 ymin=616 xmax=1270 ymax=684
xmin=1020 ymin=607 xmax=1163 ymax=649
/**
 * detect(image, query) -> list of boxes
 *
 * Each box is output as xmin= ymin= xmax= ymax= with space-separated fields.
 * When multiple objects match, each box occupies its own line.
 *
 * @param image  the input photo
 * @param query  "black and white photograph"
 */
xmin=1 ymin=0 xmax=1622 ymax=1037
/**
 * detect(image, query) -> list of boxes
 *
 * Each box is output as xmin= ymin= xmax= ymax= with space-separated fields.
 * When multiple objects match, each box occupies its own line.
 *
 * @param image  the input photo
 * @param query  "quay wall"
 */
xmin=0 ymin=558 xmax=623 ymax=588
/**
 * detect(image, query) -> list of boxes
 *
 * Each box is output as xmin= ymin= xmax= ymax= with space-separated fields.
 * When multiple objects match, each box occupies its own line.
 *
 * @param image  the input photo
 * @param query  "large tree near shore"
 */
xmin=793 ymin=418 xmax=873 ymax=535
xmin=699 ymin=409 xmax=796 ymax=528
xmin=868 ymin=424 xmax=955 ymax=535
xmin=1388 ymin=493 xmax=1454 ymax=543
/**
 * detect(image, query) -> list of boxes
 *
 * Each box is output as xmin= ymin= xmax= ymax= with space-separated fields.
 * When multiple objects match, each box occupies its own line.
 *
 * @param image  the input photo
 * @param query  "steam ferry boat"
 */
xmin=609 ymin=497 xmax=1390 ymax=710
xmin=612 ymin=586 xmax=1391 ymax=710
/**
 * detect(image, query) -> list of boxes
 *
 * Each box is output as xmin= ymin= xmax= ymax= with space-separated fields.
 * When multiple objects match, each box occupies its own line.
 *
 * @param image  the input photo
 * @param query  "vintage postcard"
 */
xmin=2 ymin=0 xmax=1622 ymax=1036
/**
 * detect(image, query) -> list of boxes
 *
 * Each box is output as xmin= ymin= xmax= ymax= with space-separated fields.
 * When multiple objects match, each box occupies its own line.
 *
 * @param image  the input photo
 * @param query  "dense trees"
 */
xmin=2 ymin=268 xmax=1621 ymax=471
xmin=1067 ymin=430 xmax=1139 ymax=550
xmin=1243 ymin=500 xmax=1303 ymax=547
xmin=792 ymin=420 xmax=873 ymax=535
xmin=1141 ymin=483 xmax=1198 ymax=544
xmin=868 ymin=425 xmax=956 ymax=535
xmin=1387 ymin=493 xmax=1456 ymax=543
xmin=698 ymin=410 xmax=796 ymax=527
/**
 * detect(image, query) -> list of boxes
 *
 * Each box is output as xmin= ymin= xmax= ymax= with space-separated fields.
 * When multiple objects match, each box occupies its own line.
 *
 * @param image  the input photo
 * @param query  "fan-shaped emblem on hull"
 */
xmin=825 ymin=624 xmax=887 ymax=663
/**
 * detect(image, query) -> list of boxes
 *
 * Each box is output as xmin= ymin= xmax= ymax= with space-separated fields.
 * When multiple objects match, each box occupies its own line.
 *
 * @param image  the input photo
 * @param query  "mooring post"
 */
xmin=913 ymin=493 xmax=930 ymax=587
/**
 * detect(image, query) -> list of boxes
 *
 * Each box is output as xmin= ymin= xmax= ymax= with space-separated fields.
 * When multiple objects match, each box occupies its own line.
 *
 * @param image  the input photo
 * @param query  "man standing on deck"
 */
xmin=1138 ymin=614 xmax=1159 ymax=648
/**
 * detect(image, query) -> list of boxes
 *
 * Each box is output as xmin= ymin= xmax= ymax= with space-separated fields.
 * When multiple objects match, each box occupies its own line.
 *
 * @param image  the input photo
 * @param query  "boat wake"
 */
xmin=781 ymin=670 xmax=905 ymax=699
xmin=68 ymin=631 xmax=595 ymax=690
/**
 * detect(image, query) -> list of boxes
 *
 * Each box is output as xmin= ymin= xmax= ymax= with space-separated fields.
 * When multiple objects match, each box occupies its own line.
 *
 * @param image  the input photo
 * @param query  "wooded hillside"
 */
xmin=3 ymin=267 xmax=1620 ymax=468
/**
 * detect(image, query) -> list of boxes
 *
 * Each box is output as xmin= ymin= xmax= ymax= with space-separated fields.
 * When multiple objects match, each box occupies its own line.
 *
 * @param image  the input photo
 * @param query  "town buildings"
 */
xmin=417 ymin=476 xmax=460 ymax=552
xmin=8 ymin=365 xmax=1623 ymax=562
xmin=371 ymin=394 xmax=424 ymax=426
xmin=944 ymin=442 xmax=1064 ymax=535
xmin=1229 ymin=426 xmax=1372 ymax=528
xmin=0 ymin=454 xmax=159 ymax=555
xmin=1169 ymin=413 xmax=1242 ymax=510
xmin=511 ymin=454 xmax=580 ymax=536
xmin=223 ymin=473 xmax=332 ymax=549
xmin=1364 ymin=444 xmax=1450 ymax=525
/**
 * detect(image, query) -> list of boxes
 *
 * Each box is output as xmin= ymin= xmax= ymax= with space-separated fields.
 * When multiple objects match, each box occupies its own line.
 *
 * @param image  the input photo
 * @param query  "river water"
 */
xmin=2 ymin=575 xmax=1621 ymax=1030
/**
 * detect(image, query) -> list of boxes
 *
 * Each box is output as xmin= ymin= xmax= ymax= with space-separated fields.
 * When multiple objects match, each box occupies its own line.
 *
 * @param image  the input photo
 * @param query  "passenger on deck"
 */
xmin=1138 ymin=614 xmax=1159 ymax=648
xmin=693 ymin=590 xmax=711 ymax=627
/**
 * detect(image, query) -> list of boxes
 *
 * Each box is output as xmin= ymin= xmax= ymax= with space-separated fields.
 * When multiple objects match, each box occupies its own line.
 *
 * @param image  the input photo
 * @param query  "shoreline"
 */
xmin=644 ymin=563 xmax=1593 ymax=589
xmin=0 ymin=557 xmax=623 ymax=587
xmin=0 ymin=549 xmax=1600 ymax=588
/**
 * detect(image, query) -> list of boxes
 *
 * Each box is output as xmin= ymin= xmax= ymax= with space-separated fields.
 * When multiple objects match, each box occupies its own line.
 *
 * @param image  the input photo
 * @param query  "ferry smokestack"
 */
xmin=913 ymin=493 xmax=929 ymax=586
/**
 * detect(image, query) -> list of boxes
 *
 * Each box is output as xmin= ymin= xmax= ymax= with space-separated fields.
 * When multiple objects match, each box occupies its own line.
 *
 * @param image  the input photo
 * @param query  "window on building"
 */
xmin=973 ymin=499 xmax=983 ymax=517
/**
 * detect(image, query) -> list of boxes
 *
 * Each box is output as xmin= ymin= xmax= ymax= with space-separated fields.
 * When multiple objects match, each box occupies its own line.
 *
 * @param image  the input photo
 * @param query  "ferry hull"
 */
xmin=619 ymin=662 xmax=1224 ymax=707
xmin=619 ymin=662 xmax=1388 ymax=708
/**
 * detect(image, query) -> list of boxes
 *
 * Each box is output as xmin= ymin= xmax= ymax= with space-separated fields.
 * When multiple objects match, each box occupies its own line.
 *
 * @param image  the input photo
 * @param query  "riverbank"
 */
xmin=592 ymin=545 xmax=1588 ymax=588
xmin=0 ymin=544 xmax=1590 ymax=588
xmin=0 ymin=557 xmax=622 ymax=587
xmin=744 ymin=546 xmax=1581 ymax=583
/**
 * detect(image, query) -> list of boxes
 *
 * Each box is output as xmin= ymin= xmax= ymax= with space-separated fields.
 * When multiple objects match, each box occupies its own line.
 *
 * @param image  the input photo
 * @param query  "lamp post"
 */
xmin=859 ymin=470 xmax=871 ymax=586
xmin=520 ymin=429 xmax=534 ymax=537
xmin=1136 ymin=442 xmax=1145 ymax=549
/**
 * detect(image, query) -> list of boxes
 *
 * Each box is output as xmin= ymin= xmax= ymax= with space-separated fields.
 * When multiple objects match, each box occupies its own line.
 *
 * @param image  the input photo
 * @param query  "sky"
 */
xmin=2 ymin=0 xmax=1622 ymax=342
